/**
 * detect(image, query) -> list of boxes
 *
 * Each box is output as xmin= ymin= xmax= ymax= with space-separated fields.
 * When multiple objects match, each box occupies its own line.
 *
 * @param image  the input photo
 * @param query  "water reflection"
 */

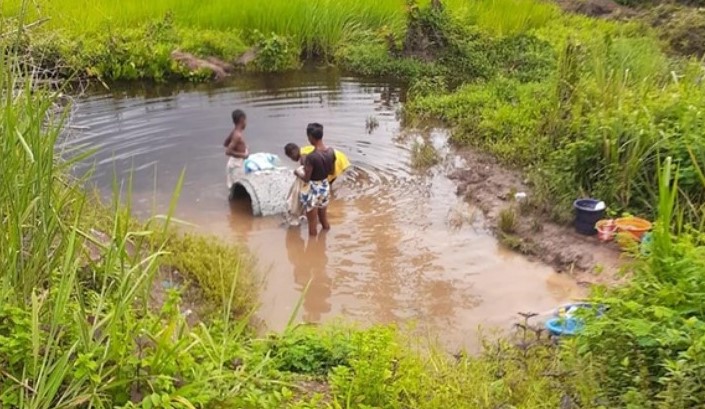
xmin=286 ymin=229 xmax=332 ymax=322
xmin=228 ymin=195 xmax=254 ymax=240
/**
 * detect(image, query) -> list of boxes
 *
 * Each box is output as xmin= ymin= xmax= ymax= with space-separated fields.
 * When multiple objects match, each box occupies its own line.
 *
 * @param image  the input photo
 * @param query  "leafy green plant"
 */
xmin=268 ymin=326 xmax=353 ymax=375
xmin=249 ymin=30 xmax=301 ymax=72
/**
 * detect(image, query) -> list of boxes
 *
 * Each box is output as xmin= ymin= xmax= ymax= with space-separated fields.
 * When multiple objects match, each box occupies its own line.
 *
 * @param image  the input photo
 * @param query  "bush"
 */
xmin=335 ymin=40 xmax=445 ymax=79
xmin=267 ymin=326 xmax=353 ymax=375
xmin=576 ymin=161 xmax=705 ymax=407
xmin=249 ymin=30 xmax=301 ymax=72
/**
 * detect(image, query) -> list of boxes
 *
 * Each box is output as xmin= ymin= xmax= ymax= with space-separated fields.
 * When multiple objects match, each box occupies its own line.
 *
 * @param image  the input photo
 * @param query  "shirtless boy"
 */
xmin=224 ymin=109 xmax=249 ymax=189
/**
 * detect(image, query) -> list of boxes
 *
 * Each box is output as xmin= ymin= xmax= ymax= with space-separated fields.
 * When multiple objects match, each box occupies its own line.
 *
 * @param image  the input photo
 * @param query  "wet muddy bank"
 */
xmin=449 ymin=148 xmax=623 ymax=285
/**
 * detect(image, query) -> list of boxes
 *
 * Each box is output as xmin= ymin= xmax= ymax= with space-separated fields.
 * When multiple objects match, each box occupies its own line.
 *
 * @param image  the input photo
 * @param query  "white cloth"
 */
xmin=286 ymin=166 xmax=306 ymax=225
xmin=244 ymin=153 xmax=280 ymax=174
xmin=227 ymin=153 xmax=282 ymax=189
xmin=226 ymin=157 xmax=244 ymax=189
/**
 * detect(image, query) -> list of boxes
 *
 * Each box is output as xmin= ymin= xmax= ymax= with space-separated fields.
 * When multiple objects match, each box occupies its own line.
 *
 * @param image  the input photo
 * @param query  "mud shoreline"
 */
xmin=449 ymin=148 xmax=624 ymax=286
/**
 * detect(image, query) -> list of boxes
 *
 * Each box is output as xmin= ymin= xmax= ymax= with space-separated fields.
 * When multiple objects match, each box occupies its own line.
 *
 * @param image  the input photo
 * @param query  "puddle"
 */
xmin=63 ymin=69 xmax=583 ymax=350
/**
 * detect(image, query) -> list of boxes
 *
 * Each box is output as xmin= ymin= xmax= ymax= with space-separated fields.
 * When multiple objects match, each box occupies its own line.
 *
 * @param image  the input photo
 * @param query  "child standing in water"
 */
xmin=295 ymin=123 xmax=336 ymax=236
xmin=224 ymin=109 xmax=249 ymax=189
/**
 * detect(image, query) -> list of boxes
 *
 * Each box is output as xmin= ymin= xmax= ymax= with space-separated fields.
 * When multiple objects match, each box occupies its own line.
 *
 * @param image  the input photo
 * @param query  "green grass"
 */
xmin=3 ymin=0 xmax=567 ymax=58
xmin=5 ymin=0 xmax=408 ymax=56
xmin=447 ymin=0 xmax=560 ymax=36
xmin=0 ymin=0 xmax=567 ymax=81
xmin=0 ymin=48 xmax=265 ymax=405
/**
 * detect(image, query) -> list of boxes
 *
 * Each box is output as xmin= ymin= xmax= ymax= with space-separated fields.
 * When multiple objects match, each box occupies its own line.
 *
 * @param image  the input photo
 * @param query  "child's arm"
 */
xmin=296 ymin=156 xmax=313 ymax=182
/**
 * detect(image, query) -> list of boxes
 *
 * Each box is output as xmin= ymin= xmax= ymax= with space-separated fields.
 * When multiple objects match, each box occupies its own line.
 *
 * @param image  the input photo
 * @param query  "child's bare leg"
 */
xmin=307 ymin=209 xmax=319 ymax=236
xmin=318 ymin=207 xmax=330 ymax=230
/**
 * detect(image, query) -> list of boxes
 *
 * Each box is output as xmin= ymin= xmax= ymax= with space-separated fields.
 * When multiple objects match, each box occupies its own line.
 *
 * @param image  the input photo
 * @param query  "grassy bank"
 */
xmin=3 ymin=0 xmax=410 ymax=80
xmin=398 ymin=2 xmax=705 ymax=226
xmin=1 ymin=0 xmax=564 ymax=80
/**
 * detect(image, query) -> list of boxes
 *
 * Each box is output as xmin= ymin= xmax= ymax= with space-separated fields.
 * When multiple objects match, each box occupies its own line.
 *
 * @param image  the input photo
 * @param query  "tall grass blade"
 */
xmin=286 ymin=276 xmax=312 ymax=331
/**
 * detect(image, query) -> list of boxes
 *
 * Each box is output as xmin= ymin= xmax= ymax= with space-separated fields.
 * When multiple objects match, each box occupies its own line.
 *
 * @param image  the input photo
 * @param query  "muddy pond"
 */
xmin=64 ymin=69 xmax=582 ymax=349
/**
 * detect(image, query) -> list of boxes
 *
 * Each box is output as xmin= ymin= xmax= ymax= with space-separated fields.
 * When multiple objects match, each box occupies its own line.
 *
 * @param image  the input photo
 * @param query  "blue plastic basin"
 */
xmin=546 ymin=317 xmax=584 ymax=336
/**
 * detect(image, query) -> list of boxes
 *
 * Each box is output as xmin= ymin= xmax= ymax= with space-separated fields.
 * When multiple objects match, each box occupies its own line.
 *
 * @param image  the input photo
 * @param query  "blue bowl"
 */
xmin=546 ymin=317 xmax=584 ymax=336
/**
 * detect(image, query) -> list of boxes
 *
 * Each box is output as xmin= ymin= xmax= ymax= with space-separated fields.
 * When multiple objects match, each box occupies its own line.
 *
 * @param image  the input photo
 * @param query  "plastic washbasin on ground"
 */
xmin=546 ymin=317 xmax=584 ymax=336
xmin=596 ymin=219 xmax=616 ymax=242
xmin=545 ymin=302 xmax=606 ymax=337
xmin=615 ymin=217 xmax=652 ymax=240
xmin=573 ymin=198 xmax=605 ymax=235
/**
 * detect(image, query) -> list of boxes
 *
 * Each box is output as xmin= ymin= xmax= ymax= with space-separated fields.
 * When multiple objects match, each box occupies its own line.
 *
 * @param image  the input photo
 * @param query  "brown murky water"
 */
xmin=64 ymin=69 xmax=582 ymax=349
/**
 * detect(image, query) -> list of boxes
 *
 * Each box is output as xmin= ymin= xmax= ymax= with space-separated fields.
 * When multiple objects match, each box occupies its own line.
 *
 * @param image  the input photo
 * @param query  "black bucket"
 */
xmin=573 ymin=199 xmax=605 ymax=236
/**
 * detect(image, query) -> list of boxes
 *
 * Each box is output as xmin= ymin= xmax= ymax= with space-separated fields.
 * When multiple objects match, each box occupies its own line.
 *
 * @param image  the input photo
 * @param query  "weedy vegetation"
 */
xmin=4 ymin=0 xmax=705 ymax=407
xmin=411 ymin=139 xmax=440 ymax=169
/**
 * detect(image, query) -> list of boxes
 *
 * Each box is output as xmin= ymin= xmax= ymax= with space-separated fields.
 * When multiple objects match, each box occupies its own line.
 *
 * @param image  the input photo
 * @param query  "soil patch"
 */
xmin=171 ymin=51 xmax=234 ymax=80
xmin=293 ymin=380 xmax=332 ymax=404
xmin=555 ymin=0 xmax=636 ymax=19
xmin=450 ymin=148 xmax=625 ymax=286
xmin=644 ymin=4 xmax=705 ymax=58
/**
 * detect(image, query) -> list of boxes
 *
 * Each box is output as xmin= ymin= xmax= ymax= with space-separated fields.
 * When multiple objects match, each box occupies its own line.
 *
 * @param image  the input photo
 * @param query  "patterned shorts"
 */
xmin=300 ymin=180 xmax=330 ymax=213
